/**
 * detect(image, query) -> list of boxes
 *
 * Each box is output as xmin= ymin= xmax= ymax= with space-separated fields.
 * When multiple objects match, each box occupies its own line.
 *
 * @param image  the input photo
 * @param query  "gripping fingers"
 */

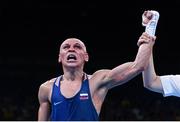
xmin=137 ymin=33 xmax=156 ymax=46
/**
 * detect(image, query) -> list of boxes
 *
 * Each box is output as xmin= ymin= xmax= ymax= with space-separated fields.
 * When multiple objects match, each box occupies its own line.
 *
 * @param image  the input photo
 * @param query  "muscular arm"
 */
xmin=89 ymin=33 xmax=155 ymax=114
xmin=95 ymin=32 xmax=155 ymax=89
xmin=38 ymin=83 xmax=51 ymax=121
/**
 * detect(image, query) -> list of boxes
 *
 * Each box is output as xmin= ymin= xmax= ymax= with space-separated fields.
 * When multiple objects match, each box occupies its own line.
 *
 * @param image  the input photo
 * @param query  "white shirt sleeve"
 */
xmin=160 ymin=75 xmax=180 ymax=97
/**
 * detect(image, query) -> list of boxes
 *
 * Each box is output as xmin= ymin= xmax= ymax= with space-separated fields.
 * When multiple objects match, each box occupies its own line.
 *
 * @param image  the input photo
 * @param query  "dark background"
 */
xmin=1 ymin=0 xmax=180 ymax=120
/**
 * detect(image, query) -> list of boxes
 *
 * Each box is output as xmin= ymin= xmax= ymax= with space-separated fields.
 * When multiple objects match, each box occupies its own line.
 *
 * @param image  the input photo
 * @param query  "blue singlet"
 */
xmin=50 ymin=74 xmax=99 ymax=121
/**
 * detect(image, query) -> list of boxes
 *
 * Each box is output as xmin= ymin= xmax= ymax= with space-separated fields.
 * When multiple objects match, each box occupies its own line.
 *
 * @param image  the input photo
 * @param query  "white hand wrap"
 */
xmin=142 ymin=10 xmax=160 ymax=36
